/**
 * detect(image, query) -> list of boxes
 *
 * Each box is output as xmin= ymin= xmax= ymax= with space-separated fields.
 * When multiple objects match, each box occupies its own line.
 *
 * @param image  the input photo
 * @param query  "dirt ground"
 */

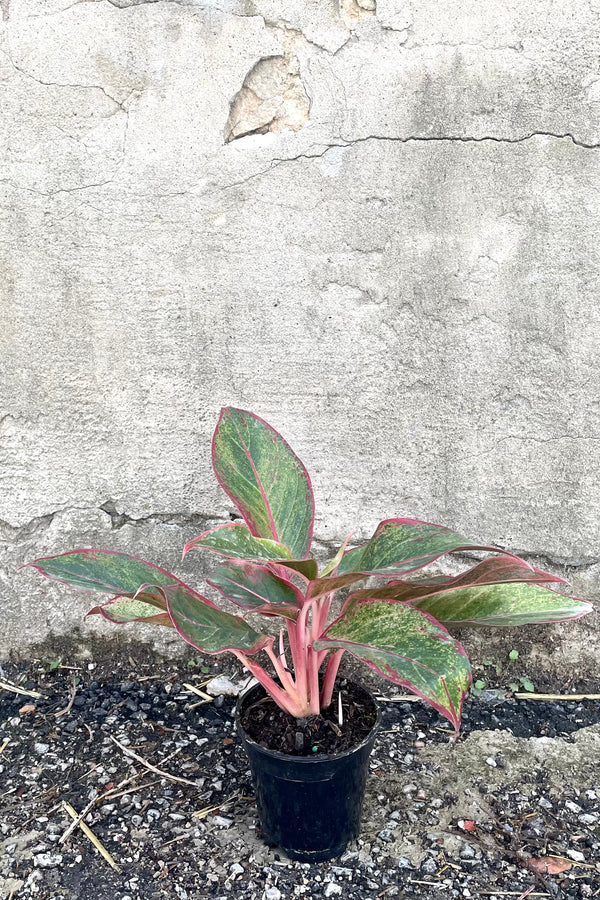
xmin=1 ymin=639 xmax=599 ymax=900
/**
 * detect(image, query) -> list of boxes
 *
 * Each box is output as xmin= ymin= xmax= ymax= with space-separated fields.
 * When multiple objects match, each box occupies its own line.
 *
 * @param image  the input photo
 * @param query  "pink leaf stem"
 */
xmin=320 ymin=649 xmax=345 ymax=709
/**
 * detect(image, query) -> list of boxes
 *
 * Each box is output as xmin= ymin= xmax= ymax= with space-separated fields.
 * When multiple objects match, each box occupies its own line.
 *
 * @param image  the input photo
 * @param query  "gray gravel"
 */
xmin=1 ymin=650 xmax=599 ymax=899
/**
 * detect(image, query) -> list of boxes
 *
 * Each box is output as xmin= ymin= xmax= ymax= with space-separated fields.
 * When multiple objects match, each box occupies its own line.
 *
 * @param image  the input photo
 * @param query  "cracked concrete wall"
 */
xmin=2 ymin=0 xmax=600 ymax=664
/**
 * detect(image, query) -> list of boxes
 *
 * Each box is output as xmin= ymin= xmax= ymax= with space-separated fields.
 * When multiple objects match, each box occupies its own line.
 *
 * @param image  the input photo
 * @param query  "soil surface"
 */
xmin=238 ymin=679 xmax=378 ymax=755
xmin=1 ymin=647 xmax=599 ymax=900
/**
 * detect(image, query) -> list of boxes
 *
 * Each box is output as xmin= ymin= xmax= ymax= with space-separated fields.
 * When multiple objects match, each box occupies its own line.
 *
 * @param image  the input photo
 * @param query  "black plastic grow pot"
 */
xmin=236 ymin=681 xmax=380 ymax=863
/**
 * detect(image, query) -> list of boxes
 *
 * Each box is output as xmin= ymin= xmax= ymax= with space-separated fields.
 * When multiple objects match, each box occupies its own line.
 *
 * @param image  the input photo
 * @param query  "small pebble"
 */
xmin=324 ymin=884 xmax=342 ymax=897
xmin=34 ymin=743 xmax=50 ymax=755
xmin=565 ymin=800 xmax=582 ymax=813
xmin=421 ymin=858 xmax=438 ymax=875
xmin=264 ymin=888 xmax=282 ymax=900
xmin=567 ymin=849 xmax=586 ymax=862
xmin=229 ymin=863 xmax=244 ymax=875
xmin=212 ymin=815 xmax=233 ymax=828
xmin=485 ymin=757 xmax=497 ymax=767
xmin=397 ymin=857 xmax=411 ymax=869
xmin=34 ymin=853 xmax=63 ymax=867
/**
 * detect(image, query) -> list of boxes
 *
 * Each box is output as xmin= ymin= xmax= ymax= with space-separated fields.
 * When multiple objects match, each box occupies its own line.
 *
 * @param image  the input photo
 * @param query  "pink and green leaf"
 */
xmin=208 ymin=560 xmax=303 ymax=614
xmin=314 ymin=597 xmax=471 ymax=731
xmin=337 ymin=518 xmax=515 ymax=577
xmin=182 ymin=524 xmax=294 ymax=562
xmin=87 ymin=594 xmax=173 ymax=628
xmin=274 ymin=558 xmax=319 ymax=581
xmin=306 ymin=571 xmax=367 ymax=601
xmin=25 ymin=549 xmax=267 ymax=653
xmin=163 ymin=584 xmax=270 ymax=655
xmin=24 ymin=549 xmax=182 ymax=594
xmin=348 ymin=555 xmax=565 ymax=604
xmin=411 ymin=582 xmax=593 ymax=626
xmin=212 ymin=407 xmax=314 ymax=559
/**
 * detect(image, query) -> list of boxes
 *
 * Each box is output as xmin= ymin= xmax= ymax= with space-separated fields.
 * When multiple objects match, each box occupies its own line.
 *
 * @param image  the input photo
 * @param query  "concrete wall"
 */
xmin=1 ymin=0 xmax=599 ymax=662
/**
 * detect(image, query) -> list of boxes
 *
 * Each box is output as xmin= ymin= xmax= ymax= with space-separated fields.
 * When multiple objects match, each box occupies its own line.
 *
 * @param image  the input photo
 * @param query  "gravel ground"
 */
xmin=1 ymin=650 xmax=599 ymax=900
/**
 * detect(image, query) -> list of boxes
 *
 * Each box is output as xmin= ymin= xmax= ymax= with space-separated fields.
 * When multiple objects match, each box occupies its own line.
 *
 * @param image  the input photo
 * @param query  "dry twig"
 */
xmin=183 ymin=682 xmax=213 ymax=702
xmin=55 ymin=673 xmax=78 ymax=719
xmin=0 ymin=679 xmax=41 ymax=699
xmin=62 ymin=801 xmax=121 ymax=872
xmin=193 ymin=792 xmax=240 ymax=819
xmin=110 ymin=736 xmax=201 ymax=788
xmin=514 ymin=692 xmax=600 ymax=701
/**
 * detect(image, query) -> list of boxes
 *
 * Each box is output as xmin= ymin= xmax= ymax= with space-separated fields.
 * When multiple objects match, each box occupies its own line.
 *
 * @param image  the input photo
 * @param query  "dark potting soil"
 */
xmin=238 ymin=678 xmax=379 ymax=755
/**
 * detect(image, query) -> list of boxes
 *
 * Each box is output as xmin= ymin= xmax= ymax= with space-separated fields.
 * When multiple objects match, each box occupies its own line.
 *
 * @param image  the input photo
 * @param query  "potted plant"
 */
xmin=24 ymin=408 xmax=591 ymax=861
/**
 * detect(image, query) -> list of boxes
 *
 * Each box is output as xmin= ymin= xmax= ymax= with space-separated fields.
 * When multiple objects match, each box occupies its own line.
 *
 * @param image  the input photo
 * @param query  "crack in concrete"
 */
xmin=99 ymin=500 xmax=222 ymax=530
xmin=0 ymin=504 xmax=237 ymax=545
xmin=0 ymin=46 xmax=127 ymax=110
xmin=4 ymin=507 xmax=597 ymax=575
xmin=220 ymin=130 xmax=599 ymax=191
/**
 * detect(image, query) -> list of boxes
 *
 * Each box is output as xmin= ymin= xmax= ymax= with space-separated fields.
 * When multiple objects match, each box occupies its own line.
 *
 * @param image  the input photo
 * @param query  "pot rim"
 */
xmin=235 ymin=678 xmax=381 ymax=765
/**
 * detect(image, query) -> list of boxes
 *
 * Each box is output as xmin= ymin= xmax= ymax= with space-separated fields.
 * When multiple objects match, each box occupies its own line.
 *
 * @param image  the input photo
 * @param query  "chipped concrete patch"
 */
xmin=339 ymin=0 xmax=376 ymax=30
xmin=225 ymin=26 xmax=310 ymax=142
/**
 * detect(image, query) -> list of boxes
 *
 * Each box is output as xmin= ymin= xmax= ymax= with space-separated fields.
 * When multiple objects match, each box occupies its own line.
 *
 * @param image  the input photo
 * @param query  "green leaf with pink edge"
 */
xmin=212 ymin=407 xmax=314 ymax=559
xmin=182 ymin=524 xmax=294 ymax=562
xmin=411 ymin=582 xmax=593 ymax=627
xmin=306 ymin=571 xmax=368 ymax=601
xmin=314 ymin=597 xmax=471 ymax=732
xmin=337 ymin=518 xmax=513 ymax=577
xmin=208 ymin=560 xmax=303 ymax=615
xmin=24 ymin=549 xmax=182 ymax=594
xmin=162 ymin=584 xmax=270 ymax=655
xmin=347 ymin=555 xmax=565 ymax=604
xmin=87 ymin=594 xmax=174 ymax=627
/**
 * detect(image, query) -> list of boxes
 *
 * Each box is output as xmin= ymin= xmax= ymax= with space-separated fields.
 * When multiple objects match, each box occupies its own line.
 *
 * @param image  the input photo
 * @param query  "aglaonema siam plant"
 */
xmin=25 ymin=408 xmax=592 ymax=732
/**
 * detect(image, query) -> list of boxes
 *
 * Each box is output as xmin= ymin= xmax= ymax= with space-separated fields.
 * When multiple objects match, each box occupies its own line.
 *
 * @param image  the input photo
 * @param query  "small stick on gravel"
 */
xmin=375 ymin=694 xmax=419 ymax=702
xmin=63 ymin=801 xmax=121 ymax=872
xmin=55 ymin=673 xmax=78 ymax=719
xmin=514 ymin=692 xmax=600 ymax=701
xmin=110 ymin=736 xmax=202 ymax=788
xmin=516 ymin=888 xmax=535 ymax=900
xmin=183 ymin=682 xmax=213 ymax=702
xmin=0 ymin=679 xmax=42 ymax=699
xmin=0 ymin=738 xmax=9 ymax=754
xmin=193 ymin=792 xmax=240 ymax=819
xmin=60 ymin=769 xmax=145 ymax=844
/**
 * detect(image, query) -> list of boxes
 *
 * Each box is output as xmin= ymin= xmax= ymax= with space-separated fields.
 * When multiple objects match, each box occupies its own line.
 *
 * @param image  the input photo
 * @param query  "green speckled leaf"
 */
xmin=413 ymin=582 xmax=592 ymax=626
xmin=212 ymin=408 xmax=314 ymax=559
xmin=183 ymin=524 xmax=294 ymax=562
xmin=314 ymin=597 xmax=471 ymax=731
xmin=164 ymin=584 xmax=269 ymax=655
xmin=208 ymin=560 xmax=302 ymax=616
xmin=87 ymin=593 xmax=173 ymax=627
xmin=348 ymin=556 xmax=566 ymax=604
xmin=25 ymin=549 xmax=182 ymax=594
xmin=337 ymin=518 xmax=508 ymax=577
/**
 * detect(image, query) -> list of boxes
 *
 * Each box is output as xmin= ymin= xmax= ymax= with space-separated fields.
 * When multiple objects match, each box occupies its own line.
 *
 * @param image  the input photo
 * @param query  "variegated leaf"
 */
xmin=314 ymin=597 xmax=471 ymax=731
xmin=25 ymin=549 xmax=178 ymax=594
xmin=208 ymin=560 xmax=302 ymax=617
xmin=212 ymin=407 xmax=314 ymax=559
xmin=163 ymin=584 xmax=270 ymax=655
xmin=348 ymin=556 xmax=565 ymax=604
xmin=182 ymin=524 xmax=294 ymax=562
xmin=412 ymin=582 xmax=592 ymax=626
xmin=337 ymin=518 xmax=511 ymax=577
xmin=87 ymin=594 xmax=173 ymax=627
